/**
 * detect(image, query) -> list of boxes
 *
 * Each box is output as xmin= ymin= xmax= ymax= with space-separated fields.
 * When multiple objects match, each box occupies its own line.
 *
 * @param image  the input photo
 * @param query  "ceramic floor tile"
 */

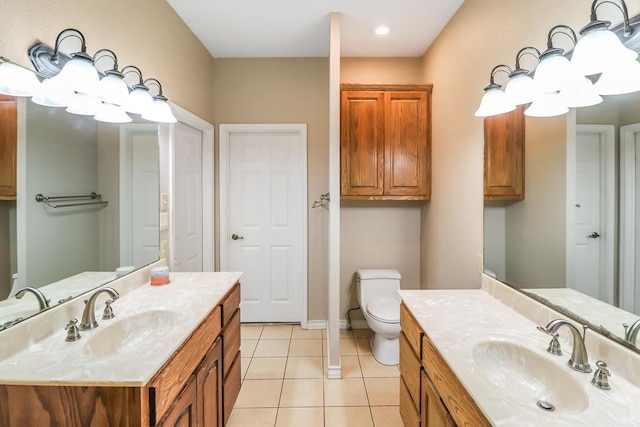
xmin=323 ymin=328 xmax=354 ymax=339
xmin=339 ymin=355 xmax=362 ymax=378
xmin=275 ymin=407 xmax=324 ymax=427
xmin=279 ymin=378 xmax=324 ymax=407
xmin=234 ymin=379 xmax=283 ymax=408
xmin=291 ymin=326 xmax=323 ymax=339
xmin=240 ymin=358 xmax=251 ymax=381
xmin=261 ymin=325 xmax=293 ymax=339
xmin=241 ymin=324 xmax=264 ymax=339
xmin=364 ymin=378 xmax=400 ymax=406
xmin=324 ymin=378 xmax=369 ymax=407
xmin=340 ymin=338 xmax=359 ymax=356
xmin=241 ymin=339 xmax=259 ymax=358
xmin=371 ymin=406 xmax=403 ymax=427
xmin=352 ymin=328 xmax=374 ymax=338
xmin=324 ymin=406 xmax=374 ymax=427
xmin=253 ymin=339 xmax=290 ymax=357
xmin=359 ymin=355 xmax=399 ymax=378
xmin=227 ymin=408 xmax=278 ymax=427
xmin=245 ymin=357 xmax=287 ymax=380
xmin=355 ymin=337 xmax=373 ymax=356
xmin=285 ymin=356 xmax=324 ymax=379
xmin=289 ymin=339 xmax=323 ymax=357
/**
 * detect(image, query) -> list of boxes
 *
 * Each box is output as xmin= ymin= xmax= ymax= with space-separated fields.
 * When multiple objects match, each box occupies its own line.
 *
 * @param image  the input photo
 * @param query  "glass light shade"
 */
xmin=94 ymin=102 xmax=132 ymax=123
xmin=65 ymin=92 xmax=102 ymax=115
xmin=524 ymin=92 xmax=569 ymax=117
xmin=0 ymin=62 xmax=41 ymax=97
xmin=142 ymin=97 xmax=177 ymax=123
xmin=560 ymin=76 xmax=603 ymax=108
xmin=593 ymin=60 xmax=640 ymax=95
xmin=504 ymin=71 xmax=538 ymax=105
xmin=571 ymin=23 xmax=638 ymax=76
xmin=31 ymin=78 xmax=75 ymax=107
xmin=534 ymin=52 xmax=572 ymax=93
xmin=50 ymin=53 xmax=99 ymax=95
xmin=474 ymin=86 xmax=516 ymax=117
xmin=97 ymin=72 xmax=129 ymax=106
xmin=123 ymin=85 xmax=153 ymax=114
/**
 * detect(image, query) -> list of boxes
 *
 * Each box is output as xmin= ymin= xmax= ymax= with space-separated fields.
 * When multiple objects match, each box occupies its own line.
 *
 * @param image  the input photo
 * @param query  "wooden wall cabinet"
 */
xmin=484 ymin=106 xmax=525 ymax=200
xmin=400 ymin=302 xmax=491 ymax=427
xmin=0 ymin=283 xmax=241 ymax=427
xmin=341 ymin=84 xmax=432 ymax=200
xmin=0 ymin=95 xmax=17 ymax=201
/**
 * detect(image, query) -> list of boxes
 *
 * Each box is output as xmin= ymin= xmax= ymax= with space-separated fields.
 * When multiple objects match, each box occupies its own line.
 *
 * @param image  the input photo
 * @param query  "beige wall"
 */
xmin=0 ymin=0 xmax=214 ymax=122
xmin=419 ymin=0 xmax=588 ymax=290
xmin=211 ymin=58 xmax=330 ymax=321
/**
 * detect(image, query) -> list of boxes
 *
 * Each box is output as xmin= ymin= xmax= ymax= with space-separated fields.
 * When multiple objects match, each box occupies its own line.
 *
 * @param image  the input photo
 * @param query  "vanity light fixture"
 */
xmin=375 ymin=25 xmax=390 ymax=36
xmin=524 ymin=91 xmax=569 ymax=118
xmin=121 ymin=65 xmax=154 ymax=115
xmin=31 ymin=77 xmax=75 ymax=107
xmin=0 ymin=57 xmax=41 ymax=97
xmin=93 ymin=49 xmax=130 ymax=107
xmin=504 ymin=47 xmax=540 ymax=105
xmin=571 ymin=0 xmax=637 ymax=78
xmin=141 ymin=78 xmax=177 ymax=123
xmin=474 ymin=65 xmax=517 ymax=117
xmin=47 ymin=29 xmax=100 ymax=96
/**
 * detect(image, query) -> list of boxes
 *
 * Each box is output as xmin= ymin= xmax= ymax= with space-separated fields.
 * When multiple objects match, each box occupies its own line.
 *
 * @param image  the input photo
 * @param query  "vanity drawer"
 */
xmin=223 ymin=352 xmax=242 ymax=426
xmin=399 ymin=331 xmax=421 ymax=410
xmin=221 ymin=283 xmax=240 ymax=327
xmin=223 ymin=308 xmax=241 ymax=378
xmin=422 ymin=334 xmax=491 ymax=427
xmin=399 ymin=375 xmax=421 ymax=427
xmin=148 ymin=305 xmax=222 ymax=424
xmin=401 ymin=302 xmax=423 ymax=357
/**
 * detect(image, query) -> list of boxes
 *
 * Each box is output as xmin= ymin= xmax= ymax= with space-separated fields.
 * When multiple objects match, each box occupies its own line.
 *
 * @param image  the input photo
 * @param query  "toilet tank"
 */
xmin=356 ymin=269 xmax=401 ymax=305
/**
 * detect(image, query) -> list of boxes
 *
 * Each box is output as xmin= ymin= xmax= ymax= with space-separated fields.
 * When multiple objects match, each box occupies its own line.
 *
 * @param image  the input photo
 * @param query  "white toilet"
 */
xmin=356 ymin=269 xmax=402 ymax=365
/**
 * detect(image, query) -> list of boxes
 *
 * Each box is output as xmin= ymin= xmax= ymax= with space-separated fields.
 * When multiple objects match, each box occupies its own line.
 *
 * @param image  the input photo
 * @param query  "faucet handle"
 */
xmin=102 ymin=299 xmax=115 ymax=320
xmin=536 ymin=326 xmax=562 ymax=355
xmin=65 ymin=318 xmax=81 ymax=342
xmin=591 ymin=360 xmax=611 ymax=390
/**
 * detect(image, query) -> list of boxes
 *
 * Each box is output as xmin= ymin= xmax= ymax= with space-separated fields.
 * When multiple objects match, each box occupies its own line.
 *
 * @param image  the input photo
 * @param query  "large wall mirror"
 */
xmin=0 ymin=99 xmax=160 ymax=328
xmin=484 ymin=92 xmax=640 ymax=353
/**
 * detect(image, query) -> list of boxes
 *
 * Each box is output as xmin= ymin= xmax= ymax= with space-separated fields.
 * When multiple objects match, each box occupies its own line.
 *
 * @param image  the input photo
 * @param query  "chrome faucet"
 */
xmin=624 ymin=319 xmax=640 ymax=344
xmin=15 ymin=287 xmax=50 ymax=311
xmin=78 ymin=287 xmax=119 ymax=331
xmin=540 ymin=319 xmax=592 ymax=373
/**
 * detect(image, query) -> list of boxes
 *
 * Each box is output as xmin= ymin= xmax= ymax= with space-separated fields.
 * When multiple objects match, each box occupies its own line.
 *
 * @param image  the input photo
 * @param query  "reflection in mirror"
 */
xmin=484 ymin=92 xmax=640 ymax=352
xmin=0 ymin=99 xmax=159 ymax=329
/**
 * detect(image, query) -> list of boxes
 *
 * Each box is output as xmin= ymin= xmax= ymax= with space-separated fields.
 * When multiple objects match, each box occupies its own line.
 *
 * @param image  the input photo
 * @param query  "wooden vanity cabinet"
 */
xmin=399 ymin=302 xmax=491 ymax=427
xmin=484 ymin=105 xmax=525 ymax=200
xmin=340 ymin=84 xmax=432 ymax=200
xmin=0 ymin=94 xmax=17 ymax=200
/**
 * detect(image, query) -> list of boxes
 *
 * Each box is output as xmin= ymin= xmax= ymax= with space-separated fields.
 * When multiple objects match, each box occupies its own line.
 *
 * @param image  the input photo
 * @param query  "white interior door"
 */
xmin=572 ymin=125 xmax=615 ymax=304
xmin=173 ymin=122 xmax=203 ymax=272
xmin=120 ymin=125 xmax=159 ymax=267
xmin=220 ymin=124 xmax=307 ymax=323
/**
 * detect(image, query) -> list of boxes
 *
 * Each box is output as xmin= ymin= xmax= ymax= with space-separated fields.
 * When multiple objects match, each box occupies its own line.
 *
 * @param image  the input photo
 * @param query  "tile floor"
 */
xmin=228 ymin=324 xmax=403 ymax=427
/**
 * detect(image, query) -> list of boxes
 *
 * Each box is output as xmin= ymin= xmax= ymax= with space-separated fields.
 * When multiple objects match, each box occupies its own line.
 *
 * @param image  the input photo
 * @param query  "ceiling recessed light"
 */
xmin=375 ymin=26 xmax=390 ymax=36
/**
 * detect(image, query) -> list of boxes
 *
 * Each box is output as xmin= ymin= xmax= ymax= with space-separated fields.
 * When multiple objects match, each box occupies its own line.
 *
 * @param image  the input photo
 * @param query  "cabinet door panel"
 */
xmin=158 ymin=376 xmax=198 ymax=427
xmin=0 ymin=95 xmax=17 ymax=200
xmin=198 ymin=337 xmax=223 ymax=427
xmin=484 ymin=106 xmax=525 ymax=200
xmin=385 ymin=91 xmax=430 ymax=197
xmin=341 ymin=91 xmax=385 ymax=196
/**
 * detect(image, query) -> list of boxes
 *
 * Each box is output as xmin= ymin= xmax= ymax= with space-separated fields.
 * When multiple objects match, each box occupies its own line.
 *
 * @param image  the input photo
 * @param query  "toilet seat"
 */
xmin=366 ymin=298 xmax=400 ymax=324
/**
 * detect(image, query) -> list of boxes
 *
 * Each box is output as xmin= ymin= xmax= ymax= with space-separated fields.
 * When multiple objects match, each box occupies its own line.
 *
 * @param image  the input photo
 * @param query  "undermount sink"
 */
xmin=82 ymin=309 xmax=180 ymax=357
xmin=472 ymin=339 xmax=590 ymax=414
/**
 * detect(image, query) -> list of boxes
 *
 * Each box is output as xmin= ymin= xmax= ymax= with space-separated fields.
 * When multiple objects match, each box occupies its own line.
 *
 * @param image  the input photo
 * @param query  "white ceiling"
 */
xmin=166 ymin=0 xmax=464 ymax=58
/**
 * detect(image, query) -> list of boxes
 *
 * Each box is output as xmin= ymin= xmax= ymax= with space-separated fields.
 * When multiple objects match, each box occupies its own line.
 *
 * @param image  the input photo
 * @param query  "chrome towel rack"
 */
xmin=35 ymin=192 xmax=108 ymax=208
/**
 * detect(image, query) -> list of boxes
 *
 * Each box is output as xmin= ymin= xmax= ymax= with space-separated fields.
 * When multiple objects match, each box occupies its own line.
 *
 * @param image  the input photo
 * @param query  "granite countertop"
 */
xmin=0 ymin=271 xmax=241 ymax=386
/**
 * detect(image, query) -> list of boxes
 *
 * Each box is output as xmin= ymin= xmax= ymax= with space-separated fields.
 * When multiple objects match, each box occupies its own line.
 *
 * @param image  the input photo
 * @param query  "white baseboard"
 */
xmin=305 ymin=320 xmax=327 ymax=330
xmin=327 ymin=365 xmax=342 ymax=379
xmin=303 ymin=319 xmax=369 ymax=330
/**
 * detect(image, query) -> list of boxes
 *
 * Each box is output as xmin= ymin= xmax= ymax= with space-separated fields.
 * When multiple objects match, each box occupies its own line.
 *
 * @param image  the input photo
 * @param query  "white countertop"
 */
xmin=399 ymin=289 xmax=640 ymax=427
xmin=0 ymin=271 xmax=241 ymax=386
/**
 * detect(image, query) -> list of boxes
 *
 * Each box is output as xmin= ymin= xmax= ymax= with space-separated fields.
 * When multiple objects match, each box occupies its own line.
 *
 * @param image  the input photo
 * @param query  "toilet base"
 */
xmin=369 ymin=334 xmax=399 ymax=366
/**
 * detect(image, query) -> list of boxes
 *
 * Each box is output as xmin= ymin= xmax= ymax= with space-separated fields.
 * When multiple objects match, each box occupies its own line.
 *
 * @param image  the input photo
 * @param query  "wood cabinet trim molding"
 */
xmin=341 ymin=84 xmax=433 ymax=93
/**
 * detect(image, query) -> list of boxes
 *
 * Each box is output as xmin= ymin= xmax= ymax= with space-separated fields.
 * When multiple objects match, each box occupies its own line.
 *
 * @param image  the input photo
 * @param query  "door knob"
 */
xmin=587 ymin=232 xmax=601 ymax=239
xmin=231 ymin=234 xmax=244 ymax=240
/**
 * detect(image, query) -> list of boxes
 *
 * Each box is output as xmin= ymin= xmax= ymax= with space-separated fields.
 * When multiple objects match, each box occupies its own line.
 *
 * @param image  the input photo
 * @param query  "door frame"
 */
xmin=163 ymin=103 xmax=215 ymax=272
xmin=567 ymin=124 xmax=616 ymax=304
xmin=219 ymin=123 xmax=308 ymax=327
xmin=620 ymin=123 xmax=640 ymax=313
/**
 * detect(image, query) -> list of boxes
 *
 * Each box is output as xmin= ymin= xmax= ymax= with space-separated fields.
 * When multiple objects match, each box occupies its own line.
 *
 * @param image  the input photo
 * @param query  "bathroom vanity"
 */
xmin=399 ymin=277 xmax=640 ymax=426
xmin=0 ymin=266 xmax=241 ymax=427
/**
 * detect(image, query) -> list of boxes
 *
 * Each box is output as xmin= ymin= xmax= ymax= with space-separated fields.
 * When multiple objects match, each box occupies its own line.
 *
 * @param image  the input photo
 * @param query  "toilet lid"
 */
xmin=366 ymin=298 xmax=400 ymax=323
